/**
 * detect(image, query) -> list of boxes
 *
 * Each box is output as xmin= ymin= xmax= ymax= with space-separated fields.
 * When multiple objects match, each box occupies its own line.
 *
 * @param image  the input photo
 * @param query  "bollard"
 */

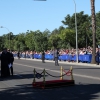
xmin=60 ymin=66 xmax=63 ymax=80
xmin=33 ymin=68 xmax=36 ymax=84
xmin=70 ymin=66 xmax=74 ymax=80
xmin=43 ymin=69 xmax=45 ymax=85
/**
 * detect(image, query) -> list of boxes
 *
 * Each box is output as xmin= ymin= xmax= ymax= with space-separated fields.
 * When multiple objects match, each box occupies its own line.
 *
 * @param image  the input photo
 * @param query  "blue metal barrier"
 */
xmin=34 ymin=54 xmax=38 ymax=59
xmin=61 ymin=55 xmax=67 ymax=61
xmin=78 ymin=55 xmax=83 ymax=62
xmin=48 ymin=54 xmax=53 ymax=60
xmin=13 ymin=53 xmax=93 ymax=63
xmin=82 ymin=54 xmax=92 ymax=63
xmin=38 ymin=54 xmax=41 ymax=59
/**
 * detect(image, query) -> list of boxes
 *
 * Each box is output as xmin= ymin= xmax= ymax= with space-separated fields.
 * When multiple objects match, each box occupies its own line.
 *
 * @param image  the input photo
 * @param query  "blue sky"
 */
xmin=0 ymin=0 xmax=100 ymax=36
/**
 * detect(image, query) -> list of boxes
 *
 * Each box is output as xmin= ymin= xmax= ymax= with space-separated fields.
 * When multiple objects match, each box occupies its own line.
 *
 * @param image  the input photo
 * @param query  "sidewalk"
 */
xmin=15 ymin=57 xmax=100 ymax=67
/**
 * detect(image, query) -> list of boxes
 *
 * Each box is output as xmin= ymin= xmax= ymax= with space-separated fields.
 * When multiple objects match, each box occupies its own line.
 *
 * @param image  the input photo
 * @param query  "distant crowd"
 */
xmin=0 ymin=46 xmax=99 ymax=56
xmin=10 ymin=46 xmax=94 ymax=56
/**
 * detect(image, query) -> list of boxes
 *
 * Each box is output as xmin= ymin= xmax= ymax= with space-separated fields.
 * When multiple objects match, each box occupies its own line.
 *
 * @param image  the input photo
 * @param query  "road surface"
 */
xmin=0 ymin=58 xmax=100 ymax=100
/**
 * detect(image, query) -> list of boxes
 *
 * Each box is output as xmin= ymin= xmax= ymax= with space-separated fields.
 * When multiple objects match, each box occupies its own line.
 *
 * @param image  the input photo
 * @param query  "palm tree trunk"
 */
xmin=91 ymin=0 xmax=96 ymax=64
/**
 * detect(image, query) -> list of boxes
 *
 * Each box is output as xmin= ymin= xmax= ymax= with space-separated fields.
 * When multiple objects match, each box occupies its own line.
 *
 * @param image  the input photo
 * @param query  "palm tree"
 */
xmin=91 ymin=0 xmax=96 ymax=64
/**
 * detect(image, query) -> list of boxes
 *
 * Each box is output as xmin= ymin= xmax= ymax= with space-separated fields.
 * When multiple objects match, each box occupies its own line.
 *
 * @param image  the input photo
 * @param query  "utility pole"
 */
xmin=90 ymin=0 xmax=96 ymax=64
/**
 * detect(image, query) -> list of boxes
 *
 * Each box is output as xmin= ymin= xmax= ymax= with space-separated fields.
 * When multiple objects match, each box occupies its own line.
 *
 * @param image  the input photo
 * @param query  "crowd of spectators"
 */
xmin=11 ymin=46 xmax=96 ymax=57
xmin=0 ymin=46 xmax=99 ymax=64
xmin=1 ymin=46 xmax=99 ymax=57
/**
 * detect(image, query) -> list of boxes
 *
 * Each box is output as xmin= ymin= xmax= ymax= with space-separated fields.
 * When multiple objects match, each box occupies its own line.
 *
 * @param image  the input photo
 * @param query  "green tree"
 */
xmin=62 ymin=11 xmax=91 ymax=48
xmin=59 ymin=28 xmax=75 ymax=48
xmin=25 ymin=31 xmax=35 ymax=51
xmin=48 ymin=34 xmax=60 ymax=49
xmin=96 ymin=11 xmax=100 ymax=45
xmin=15 ymin=33 xmax=26 ymax=51
xmin=33 ymin=30 xmax=48 ymax=51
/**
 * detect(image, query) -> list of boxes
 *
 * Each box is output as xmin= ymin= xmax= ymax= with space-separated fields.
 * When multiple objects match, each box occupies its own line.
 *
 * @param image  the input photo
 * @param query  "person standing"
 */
xmin=0 ymin=48 xmax=11 ymax=77
xmin=54 ymin=49 xmax=59 ymax=66
xmin=8 ymin=49 xmax=14 ymax=76
xmin=17 ymin=51 xmax=20 ymax=59
xmin=41 ymin=51 xmax=45 ymax=63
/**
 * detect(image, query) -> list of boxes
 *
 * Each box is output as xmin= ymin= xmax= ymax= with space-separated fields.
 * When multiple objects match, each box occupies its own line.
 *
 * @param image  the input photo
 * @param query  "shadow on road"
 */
xmin=0 ymin=83 xmax=100 ymax=100
xmin=0 ymin=73 xmax=49 ymax=81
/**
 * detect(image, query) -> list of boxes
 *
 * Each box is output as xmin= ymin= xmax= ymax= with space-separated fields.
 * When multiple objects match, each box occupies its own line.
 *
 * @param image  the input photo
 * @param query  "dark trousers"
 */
xmin=10 ymin=66 xmax=13 ymax=75
xmin=42 ymin=58 xmax=45 ymax=63
xmin=10 ymin=63 xmax=13 ymax=75
xmin=97 ymin=56 xmax=99 ymax=65
xmin=42 ymin=55 xmax=45 ymax=63
xmin=55 ymin=57 xmax=59 ymax=66
xmin=1 ymin=66 xmax=10 ymax=77
xmin=18 ymin=57 xmax=20 ymax=59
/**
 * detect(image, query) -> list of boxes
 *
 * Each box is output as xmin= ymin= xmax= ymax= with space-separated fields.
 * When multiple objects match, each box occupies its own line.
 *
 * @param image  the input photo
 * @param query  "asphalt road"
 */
xmin=0 ymin=58 xmax=100 ymax=100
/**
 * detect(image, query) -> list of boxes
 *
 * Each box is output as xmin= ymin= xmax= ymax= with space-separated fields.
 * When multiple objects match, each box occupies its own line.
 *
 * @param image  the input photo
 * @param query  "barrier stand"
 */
xmin=70 ymin=66 xmax=74 ymax=80
xmin=43 ymin=69 xmax=46 ymax=86
xmin=60 ymin=66 xmax=63 ymax=80
xmin=33 ymin=68 xmax=36 ymax=84
xmin=62 ymin=68 xmax=70 ymax=76
xmin=32 ymin=67 xmax=75 ymax=89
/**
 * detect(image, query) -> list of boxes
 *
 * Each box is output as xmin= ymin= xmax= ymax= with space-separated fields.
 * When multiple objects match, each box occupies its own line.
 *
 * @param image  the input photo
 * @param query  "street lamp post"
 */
xmin=73 ymin=0 xmax=78 ymax=63
xmin=0 ymin=26 xmax=10 ymax=50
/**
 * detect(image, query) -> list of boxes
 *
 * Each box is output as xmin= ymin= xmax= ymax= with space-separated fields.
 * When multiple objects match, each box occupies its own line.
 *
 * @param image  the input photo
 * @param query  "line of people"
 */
xmin=16 ymin=49 xmax=60 ymax=66
xmin=41 ymin=49 xmax=59 ymax=66
xmin=0 ymin=48 xmax=14 ymax=78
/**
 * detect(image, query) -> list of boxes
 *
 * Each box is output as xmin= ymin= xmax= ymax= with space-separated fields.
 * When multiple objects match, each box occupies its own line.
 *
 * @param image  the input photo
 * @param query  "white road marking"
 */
xmin=14 ymin=63 xmax=100 ymax=81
